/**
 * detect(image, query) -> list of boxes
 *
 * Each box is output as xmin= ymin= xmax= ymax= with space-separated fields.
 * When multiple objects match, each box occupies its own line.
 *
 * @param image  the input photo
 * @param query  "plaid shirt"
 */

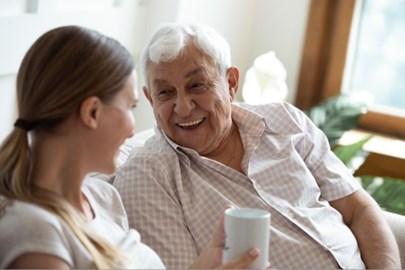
xmin=114 ymin=102 xmax=365 ymax=269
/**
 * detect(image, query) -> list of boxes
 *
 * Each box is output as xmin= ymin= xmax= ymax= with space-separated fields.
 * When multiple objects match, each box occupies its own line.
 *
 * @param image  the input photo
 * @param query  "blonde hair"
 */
xmin=0 ymin=25 xmax=134 ymax=268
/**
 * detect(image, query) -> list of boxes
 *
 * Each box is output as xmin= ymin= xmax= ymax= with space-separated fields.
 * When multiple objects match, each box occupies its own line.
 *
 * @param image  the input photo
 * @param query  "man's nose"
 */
xmin=173 ymin=91 xmax=195 ymax=117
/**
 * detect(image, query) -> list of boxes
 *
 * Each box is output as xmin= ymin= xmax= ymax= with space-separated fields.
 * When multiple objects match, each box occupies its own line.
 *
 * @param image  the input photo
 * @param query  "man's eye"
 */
xmin=157 ymin=89 xmax=174 ymax=101
xmin=190 ymin=82 xmax=205 ymax=90
xmin=192 ymin=83 xmax=203 ymax=88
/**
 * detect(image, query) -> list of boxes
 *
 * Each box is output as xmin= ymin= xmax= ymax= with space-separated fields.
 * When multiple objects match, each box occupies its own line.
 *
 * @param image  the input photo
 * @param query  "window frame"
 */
xmin=295 ymin=0 xmax=405 ymax=138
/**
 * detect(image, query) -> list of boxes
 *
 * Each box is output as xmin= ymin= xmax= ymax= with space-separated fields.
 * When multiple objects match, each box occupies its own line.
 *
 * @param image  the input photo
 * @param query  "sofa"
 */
xmin=98 ymin=128 xmax=405 ymax=266
xmin=383 ymin=210 xmax=405 ymax=266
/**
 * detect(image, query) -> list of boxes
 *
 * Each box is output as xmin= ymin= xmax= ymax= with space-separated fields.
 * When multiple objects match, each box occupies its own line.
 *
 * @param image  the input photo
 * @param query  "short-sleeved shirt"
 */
xmin=0 ymin=177 xmax=165 ymax=269
xmin=113 ymin=102 xmax=365 ymax=269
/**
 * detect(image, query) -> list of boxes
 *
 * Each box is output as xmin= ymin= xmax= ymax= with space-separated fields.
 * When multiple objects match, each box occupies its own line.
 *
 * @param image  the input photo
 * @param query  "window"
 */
xmin=295 ymin=0 xmax=405 ymax=138
xmin=343 ymin=0 xmax=405 ymax=118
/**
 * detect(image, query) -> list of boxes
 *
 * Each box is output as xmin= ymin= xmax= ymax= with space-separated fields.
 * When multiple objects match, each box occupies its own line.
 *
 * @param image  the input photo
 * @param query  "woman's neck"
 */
xmin=30 ymin=130 xmax=91 ymax=217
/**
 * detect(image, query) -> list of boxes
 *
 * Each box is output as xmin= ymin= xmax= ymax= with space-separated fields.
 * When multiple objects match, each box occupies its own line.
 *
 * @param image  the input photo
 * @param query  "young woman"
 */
xmin=0 ymin=26 xmax=260 ymax=269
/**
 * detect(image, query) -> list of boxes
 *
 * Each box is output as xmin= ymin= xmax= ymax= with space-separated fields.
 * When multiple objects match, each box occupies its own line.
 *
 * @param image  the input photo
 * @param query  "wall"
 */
xmin=0 ymin=0 xmax=310 ymax=143
xmin=175 ymin=0 xmax=310 ymax=103
xmin=0 ymin=0 xmax=140 ymax=143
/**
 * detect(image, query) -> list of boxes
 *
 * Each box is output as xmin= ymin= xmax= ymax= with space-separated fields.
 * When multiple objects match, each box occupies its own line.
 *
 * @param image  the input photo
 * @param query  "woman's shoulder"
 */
xmin=82 ymin=176 xmax=122 ymax=206
xmin=0 ymin=199 xmax=62 ymax=229
xmin=0 ymin=199 xmax=72 ymax=268
xmin=82 ymin=177 xmax=128 ymax=228
xmin=0 ymin=199 xmax=66 ymax=243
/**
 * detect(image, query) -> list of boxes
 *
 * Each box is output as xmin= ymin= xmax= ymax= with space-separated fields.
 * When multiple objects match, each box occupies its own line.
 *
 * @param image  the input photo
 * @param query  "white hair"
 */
xmin=141 ymin=23 xmax=232 ymax=85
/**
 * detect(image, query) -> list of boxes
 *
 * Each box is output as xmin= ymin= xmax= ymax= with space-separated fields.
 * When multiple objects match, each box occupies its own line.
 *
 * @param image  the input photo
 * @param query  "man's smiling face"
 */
xmin=143 ymin=43 xmax=238 ymax=155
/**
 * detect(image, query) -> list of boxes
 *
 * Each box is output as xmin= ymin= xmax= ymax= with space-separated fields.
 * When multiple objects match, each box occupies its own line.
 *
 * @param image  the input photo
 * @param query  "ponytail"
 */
xmin=0 ymin=128 xmax=32 ymax=199
xmin=0 ymin=127 xmax=127 ymax=268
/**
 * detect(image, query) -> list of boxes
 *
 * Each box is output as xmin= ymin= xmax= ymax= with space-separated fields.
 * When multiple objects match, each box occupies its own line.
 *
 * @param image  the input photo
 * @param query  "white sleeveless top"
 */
xmin=0 ymin=177 xmax=165 ymax=269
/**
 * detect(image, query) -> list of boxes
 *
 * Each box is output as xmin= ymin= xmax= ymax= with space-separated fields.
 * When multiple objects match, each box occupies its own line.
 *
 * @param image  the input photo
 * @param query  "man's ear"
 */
xmin=79 ymin=96 xmax=102 ymax=129
xmin=226 ymin=66 xmax=240 ymax=101
xmin=143 ymin=86 xmax=154 ymax=106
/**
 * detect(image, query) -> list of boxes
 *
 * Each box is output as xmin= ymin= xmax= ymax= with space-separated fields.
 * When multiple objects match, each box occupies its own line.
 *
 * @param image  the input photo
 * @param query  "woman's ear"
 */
xmin=79 ymin=96 xmax=102 ymax=129
xmin=226 ymin=66 xmax=240 ymax=101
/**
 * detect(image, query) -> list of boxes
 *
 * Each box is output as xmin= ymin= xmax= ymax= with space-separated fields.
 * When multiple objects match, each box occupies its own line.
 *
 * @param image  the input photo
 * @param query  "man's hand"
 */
xmin=189 ymin=206 xmax=271 ymax=269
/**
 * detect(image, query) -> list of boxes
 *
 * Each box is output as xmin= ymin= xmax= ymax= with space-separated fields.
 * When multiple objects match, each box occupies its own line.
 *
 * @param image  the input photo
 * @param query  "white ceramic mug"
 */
xmin=223 ymin=208 xmax=270 ymax=269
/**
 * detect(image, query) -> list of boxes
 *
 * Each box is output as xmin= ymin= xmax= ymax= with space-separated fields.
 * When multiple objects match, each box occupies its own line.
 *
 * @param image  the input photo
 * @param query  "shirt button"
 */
xmin=289 ymin=211 xmax=295 ymax=218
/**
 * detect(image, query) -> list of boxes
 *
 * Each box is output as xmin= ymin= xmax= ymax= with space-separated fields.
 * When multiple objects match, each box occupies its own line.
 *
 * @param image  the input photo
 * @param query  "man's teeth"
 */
xmin=178 ymin=118 xmax=203 ymax=127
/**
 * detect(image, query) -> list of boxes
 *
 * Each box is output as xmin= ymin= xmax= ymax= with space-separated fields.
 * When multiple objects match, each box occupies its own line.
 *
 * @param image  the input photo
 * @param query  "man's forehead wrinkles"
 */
xmin=152 ymin=67 xmax=206 ymax=86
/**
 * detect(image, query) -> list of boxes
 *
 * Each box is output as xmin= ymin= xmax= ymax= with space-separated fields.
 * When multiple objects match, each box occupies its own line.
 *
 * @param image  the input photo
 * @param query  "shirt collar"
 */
xmin=231 ymin=103 xmax=267 ymax=137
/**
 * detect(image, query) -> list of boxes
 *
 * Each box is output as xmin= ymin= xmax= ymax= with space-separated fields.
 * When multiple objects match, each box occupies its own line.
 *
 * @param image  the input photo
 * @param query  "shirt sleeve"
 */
xmin=282 ymin=102 xmax=361 ymax=201
xmin=113 ymin=152 xmax=198 ymax=269
xmin=0 ymin=202 xmax=72 ymax=268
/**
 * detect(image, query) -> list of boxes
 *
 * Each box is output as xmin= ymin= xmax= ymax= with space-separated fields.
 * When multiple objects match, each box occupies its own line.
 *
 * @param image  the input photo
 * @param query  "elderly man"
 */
xmin=113 ymin=23 xmax=400 ymax=269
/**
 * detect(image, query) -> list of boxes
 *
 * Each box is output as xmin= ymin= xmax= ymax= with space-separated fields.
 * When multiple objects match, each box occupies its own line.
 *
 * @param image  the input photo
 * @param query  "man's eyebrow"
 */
xmin=152 ymin=68 xmax=204 ymax=87
xmin=152 ymin=78 xmax=168 ymax=87
xmin=185 ymin=68 xmax=204 ymax=79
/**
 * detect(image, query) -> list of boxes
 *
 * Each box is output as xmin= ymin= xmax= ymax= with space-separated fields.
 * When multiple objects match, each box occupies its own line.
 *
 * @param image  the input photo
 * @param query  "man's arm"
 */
xmin=330 ymin=189 xmax=401 ymax=269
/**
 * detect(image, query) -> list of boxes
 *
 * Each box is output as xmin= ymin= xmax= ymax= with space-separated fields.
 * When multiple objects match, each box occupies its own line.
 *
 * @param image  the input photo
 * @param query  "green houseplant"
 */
xmin=305 ymin=94 xmax=405 ymax=215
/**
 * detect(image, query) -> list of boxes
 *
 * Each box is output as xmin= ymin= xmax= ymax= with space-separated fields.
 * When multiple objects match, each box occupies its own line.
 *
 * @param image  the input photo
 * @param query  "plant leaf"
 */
xmin=305 ymin=94 xmax=367 ymax=146
xmin=359 ymin=176 xmax=405 ymax=215
xmin=332 ymin=136 xmax=372 ymax=165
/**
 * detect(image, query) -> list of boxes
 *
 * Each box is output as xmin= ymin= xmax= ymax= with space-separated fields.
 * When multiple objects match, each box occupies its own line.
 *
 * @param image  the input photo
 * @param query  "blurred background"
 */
xmin=0 ymin=0 xmax=310 ymax=137
xmin=1 ymin=0 xmax=404 ymax=210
